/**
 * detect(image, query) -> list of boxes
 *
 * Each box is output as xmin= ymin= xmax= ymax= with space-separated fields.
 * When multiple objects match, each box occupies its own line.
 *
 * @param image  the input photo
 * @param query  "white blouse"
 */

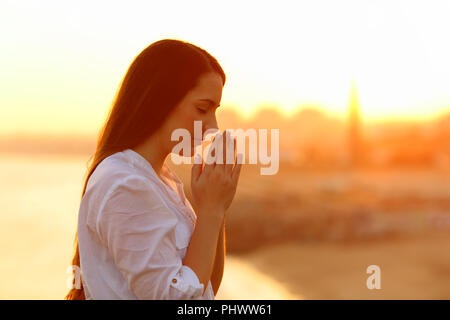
xmin=77 ymin=148 xmax=215 ymax=300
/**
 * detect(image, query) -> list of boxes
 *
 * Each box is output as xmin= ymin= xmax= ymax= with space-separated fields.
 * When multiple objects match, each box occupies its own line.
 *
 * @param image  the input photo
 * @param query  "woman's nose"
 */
xmin=204 ymin=118 xmax=219 ymax=134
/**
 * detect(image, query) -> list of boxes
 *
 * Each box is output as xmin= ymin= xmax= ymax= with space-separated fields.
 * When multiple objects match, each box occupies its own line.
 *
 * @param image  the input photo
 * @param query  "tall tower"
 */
xmin=348 ymin=79 xmax=362 ymax=167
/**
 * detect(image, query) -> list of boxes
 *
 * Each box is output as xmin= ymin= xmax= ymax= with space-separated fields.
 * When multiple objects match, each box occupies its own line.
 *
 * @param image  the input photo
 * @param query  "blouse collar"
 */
xmin=122 ymin=148 xmax=178 ymax=183
xmin=121 ymin=148 xmax=191 ymax=209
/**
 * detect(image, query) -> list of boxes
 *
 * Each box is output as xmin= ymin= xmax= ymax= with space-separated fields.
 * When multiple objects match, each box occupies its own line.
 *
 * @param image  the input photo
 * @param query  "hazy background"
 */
xmin=1 ymin=0 xmax=450 ymax=299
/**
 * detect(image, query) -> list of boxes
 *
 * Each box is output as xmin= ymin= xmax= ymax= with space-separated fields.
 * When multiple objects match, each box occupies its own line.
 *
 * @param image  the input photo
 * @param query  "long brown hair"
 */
xmin=65 ymin=39 xmax=226 ymax=299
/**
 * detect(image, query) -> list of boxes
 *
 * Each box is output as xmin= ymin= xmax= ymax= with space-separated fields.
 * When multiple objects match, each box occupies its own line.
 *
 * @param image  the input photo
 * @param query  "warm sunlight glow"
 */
xmin=1 ymin=0 xmax=449 ymax=135
xmin=2 ymin=1 xmax=450 ymax=301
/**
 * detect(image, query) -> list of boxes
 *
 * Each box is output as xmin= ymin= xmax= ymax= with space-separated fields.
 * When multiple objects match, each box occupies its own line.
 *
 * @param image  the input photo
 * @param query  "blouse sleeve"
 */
xmin=96 ymin=174 xmax=205 ymax=300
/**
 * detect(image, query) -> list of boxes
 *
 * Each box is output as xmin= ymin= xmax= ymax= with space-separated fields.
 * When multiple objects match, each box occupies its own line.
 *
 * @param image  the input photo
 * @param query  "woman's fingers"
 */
xmin=203 ymin=130 xmax=238 ymax=178
xmin=212 ymin=130 xmax=226 ymax=170
xmin=191 ymin=153 xmax=203 ymax=181
xmin=223 ymin=130 xmax=234 ymax=174
xmin=232 ymin=153 xmax=243 ymax=185
xmin=204 ymin=131 xmax=220 ymax=174
xmin=221 ymin=130 xmax=227 ymax=168
xmin=224 ymin=132 xmax=235 ymax=175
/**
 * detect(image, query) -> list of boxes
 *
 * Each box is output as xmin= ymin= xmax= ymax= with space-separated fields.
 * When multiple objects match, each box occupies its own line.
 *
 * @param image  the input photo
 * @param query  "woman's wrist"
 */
xmin=196 ymin=205 xmax=225 ymax=225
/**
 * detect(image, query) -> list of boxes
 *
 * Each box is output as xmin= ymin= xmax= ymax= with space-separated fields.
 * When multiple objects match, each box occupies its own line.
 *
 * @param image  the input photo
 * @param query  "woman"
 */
xmin=65 ymin=39 xmax=242 ymax=300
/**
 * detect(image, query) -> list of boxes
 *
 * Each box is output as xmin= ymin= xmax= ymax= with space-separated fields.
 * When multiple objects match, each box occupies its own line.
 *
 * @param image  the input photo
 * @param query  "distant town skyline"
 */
xmin=1 ymin=1 xmax=450 ymax=136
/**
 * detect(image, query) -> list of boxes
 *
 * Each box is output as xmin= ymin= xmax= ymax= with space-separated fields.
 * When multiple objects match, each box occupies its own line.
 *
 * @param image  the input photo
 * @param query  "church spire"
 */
xmin=348 ymin=78 xmax=363 ymax=167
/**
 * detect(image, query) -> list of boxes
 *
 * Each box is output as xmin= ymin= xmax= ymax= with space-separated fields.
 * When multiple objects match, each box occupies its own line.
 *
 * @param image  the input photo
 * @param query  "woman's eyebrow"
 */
xmin=198 ymin=98 xmax=220 ymax=107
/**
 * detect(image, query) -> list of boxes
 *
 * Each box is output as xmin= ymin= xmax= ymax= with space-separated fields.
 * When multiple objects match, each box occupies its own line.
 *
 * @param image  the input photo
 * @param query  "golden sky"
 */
xmin=1 ymin=0 xmax=450 ymax=135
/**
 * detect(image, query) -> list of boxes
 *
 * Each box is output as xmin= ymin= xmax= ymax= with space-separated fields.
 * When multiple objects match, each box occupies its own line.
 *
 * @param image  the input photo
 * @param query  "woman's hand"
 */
xmin=191 ymin=130 xmax=243 ymax=221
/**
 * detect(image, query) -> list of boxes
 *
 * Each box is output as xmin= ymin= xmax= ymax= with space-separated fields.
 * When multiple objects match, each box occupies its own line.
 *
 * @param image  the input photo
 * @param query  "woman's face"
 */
xmin=161 ymin=71 xmax=224 ymax=156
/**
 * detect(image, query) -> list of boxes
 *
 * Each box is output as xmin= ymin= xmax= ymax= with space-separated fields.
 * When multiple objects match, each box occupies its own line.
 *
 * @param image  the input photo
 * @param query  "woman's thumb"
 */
xmin=191 ymin=153 xmax=202 ymax=181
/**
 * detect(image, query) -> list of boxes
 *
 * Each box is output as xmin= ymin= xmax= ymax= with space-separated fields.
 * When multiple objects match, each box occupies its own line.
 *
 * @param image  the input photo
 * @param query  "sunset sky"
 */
xmin=1 ymin=0 xmax=450 ymax=136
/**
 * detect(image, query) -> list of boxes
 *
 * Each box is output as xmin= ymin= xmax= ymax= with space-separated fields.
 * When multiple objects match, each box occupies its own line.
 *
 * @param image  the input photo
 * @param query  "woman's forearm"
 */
xmin=211 ymin=218 xmax=225 ymax=295
xmin=182 ymin=210 xmax=223 ymax=296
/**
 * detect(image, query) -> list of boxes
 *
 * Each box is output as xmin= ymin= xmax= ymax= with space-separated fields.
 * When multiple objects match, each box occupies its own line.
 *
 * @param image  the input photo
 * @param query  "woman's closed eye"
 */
xmin=197 ymin=107 xmax=208 ymax=114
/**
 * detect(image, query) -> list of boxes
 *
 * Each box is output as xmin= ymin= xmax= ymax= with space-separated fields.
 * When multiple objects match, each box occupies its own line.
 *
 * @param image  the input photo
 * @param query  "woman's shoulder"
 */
xmin=81 ymin=152 xmax=163 ymax=234
xmin=85 ymin=151 xmax=154 ymax=199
